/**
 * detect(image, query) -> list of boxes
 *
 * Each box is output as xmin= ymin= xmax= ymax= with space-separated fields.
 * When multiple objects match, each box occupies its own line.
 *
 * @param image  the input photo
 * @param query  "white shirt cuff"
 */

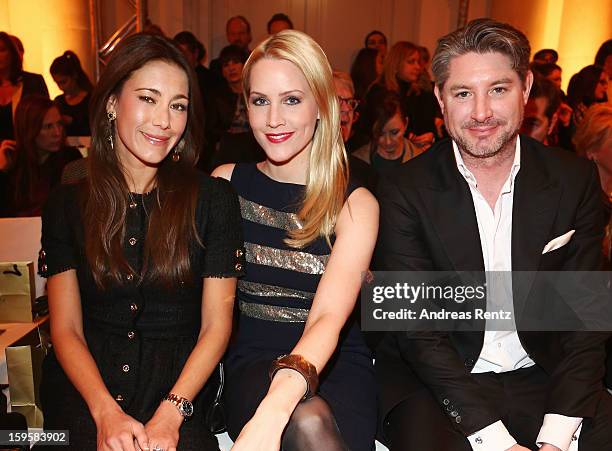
xmin=536 ymin=414 xmax=582 ymax=451
xmin=468 ymin=420 xmax=517 ymax=451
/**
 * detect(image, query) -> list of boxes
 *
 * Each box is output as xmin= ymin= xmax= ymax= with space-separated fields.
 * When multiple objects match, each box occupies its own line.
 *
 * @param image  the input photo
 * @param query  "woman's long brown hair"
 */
xmin=84 ymin=33 xmax=204 ymax=289
xmin=11 ymin=96 xmax=59 ymax=208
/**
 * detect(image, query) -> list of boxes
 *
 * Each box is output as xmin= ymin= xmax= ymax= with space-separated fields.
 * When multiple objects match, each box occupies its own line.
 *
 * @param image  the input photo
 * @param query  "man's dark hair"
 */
xmin=594 ymin=39 xmax=612 ymax=67
xmin=431 ymin=18 xmax=531 ymax=89
xmin=531 ymin=62 xmax=562 ymax=78
xmin=267 ymin=13 xmax=293 ymax=34
xmin=219 ymin=44 xmax=249 ymax=66
xmin=174 ymin=31 xmax=206 ymax=60
xmin=533 ymin=48 xmax=559 ymax=63
xmin=226 ymin=15 xmax=251 ymax=34
xmin=529 ymin=77 xmax=561 ymax=120
xmin=364 ymin=30 xmax=387 ymax=48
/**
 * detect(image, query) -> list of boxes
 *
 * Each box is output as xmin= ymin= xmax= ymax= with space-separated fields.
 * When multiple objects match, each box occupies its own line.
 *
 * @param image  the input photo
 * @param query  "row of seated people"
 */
xmin=1 ymin=19 xmax=611 ymax=451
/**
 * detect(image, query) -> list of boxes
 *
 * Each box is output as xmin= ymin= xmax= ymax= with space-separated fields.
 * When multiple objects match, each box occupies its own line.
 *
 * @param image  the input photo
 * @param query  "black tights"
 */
xmin=281 ymin=396 xmax=348 ymax=451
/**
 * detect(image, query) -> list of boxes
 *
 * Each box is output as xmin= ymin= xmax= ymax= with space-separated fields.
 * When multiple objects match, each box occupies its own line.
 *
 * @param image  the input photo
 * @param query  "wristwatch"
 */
xmin=163 ymin=393 xmax=193 ymax=420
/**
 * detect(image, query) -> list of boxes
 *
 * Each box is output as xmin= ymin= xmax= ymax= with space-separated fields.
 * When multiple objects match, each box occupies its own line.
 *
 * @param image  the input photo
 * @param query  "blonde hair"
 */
xmin=242 ymin=30 xmax=348 ymax=248
xmin=380 ymin=41 xmax=419 ymax=93
xmin=573 ymin=104 xmax=612 ymax=157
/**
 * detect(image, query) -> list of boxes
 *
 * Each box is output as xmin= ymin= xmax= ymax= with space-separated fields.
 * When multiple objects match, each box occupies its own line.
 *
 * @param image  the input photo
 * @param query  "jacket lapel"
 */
xmin=418 ymin=141 xmax=485 ymax=272
xmin=512 ymin=139 xmax=561 ymax=271
xmin=512 ymin=138 xmax=562 ymax=323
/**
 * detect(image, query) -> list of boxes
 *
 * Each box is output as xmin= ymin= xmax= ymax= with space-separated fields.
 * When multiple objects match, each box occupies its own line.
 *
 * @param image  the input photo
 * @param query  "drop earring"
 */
xmin=172 ymin=139 xmax=185 ymax=162
xmin=107 ymin=111 xmax=116 ymax=150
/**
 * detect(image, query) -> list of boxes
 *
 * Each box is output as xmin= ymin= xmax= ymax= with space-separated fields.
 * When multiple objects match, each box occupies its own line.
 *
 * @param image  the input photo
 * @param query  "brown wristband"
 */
xmin=269 ymin=354 xmax=319 ymax=400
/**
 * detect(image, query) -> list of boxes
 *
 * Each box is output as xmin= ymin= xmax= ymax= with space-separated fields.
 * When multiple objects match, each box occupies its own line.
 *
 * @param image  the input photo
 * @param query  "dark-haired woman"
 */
xmin=37 ymin=33 xmax=243 ymax=451
xmin=0 ymin=96 xmax=81 ymax=217
xmin=567 ymin=64 xmax=609 ymax=128
xmin=350 ymin=47 xmax=383 ymax=101
xmin=50 ymin=50 xmax=93 ymax=136
xmin=0 ymin=31 xmax=49 ymax=141
xmin=352 ymin=92 xmax=423 ymax=177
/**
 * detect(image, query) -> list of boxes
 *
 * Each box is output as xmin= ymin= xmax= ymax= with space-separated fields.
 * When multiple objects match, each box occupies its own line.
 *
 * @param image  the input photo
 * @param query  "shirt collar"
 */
xmin=452 ymin=136 xmax=521 ymax=192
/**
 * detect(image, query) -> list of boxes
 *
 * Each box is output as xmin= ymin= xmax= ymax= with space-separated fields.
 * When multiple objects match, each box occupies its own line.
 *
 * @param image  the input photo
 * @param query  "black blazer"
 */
xmin=375 ymin=136 xmax=609 ymax=436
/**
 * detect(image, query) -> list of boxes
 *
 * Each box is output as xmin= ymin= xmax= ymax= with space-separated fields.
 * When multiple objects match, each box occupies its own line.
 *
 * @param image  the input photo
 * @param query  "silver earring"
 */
xmin=107 ymin=111 xmax=117 ymax=121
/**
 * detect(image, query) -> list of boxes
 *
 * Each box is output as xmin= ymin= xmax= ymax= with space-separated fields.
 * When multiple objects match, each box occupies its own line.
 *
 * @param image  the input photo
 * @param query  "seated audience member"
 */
xmin=8 ymin=34 xmax=24 ymax=61
xmin=50 ymin=51 xmax=93 ymax=136
xmin=350 ymin=47 xmax=383 ymax=101
xmin=572 ymin=103 xmax=612 ymax=390
xmin=267 ymin=13 xmax=293 ymax=34
xmin=594 ymin=39 xmax=612 ymax=101
xmin=211 ymin=45 xmax=250 ymax=137
xmin=353 ymin=91 xmax=422 ymax=174
xmin=356 ymin=41 xmax=440 ymax=150
xmin=531 ymin=63 xmax=574 ymax=148
xmin=37 ymin=33 xmax=243 ymax=450
xmin=376 ymin=18 xmax=611 ymax=451
xmin=573 ymin=103 xmax=612 ymax=262
xmin=333 ymin=70 xmax=375 ymax=189
xmin=533 ymin=48 xmax=559 ymax=64
xmin=567 ymin=64 xmax=609 ymax=127
xmin=531 ymin=62 xmax=563 ymax=90
xmin=364 ymin=30 xmax=387 ymax=58
xmin=174 ymin=30 xmax=218 ymax=171
xmin=417 ymin=45 xmax=434 ymax=90
xmin=0 ymin=96 xmax=81 ymax=217
xmin=210 ymin=45 xmax=263 ymax=168
xmin=210 ymin=16 xmax=252 ymax=78
xmin=213 ymin=30 xmax=378 ymax=451
xmin=520 ymin=77 xmax=561 ymax=145
xmin=0 ymin=32 xmax=49 ymax=141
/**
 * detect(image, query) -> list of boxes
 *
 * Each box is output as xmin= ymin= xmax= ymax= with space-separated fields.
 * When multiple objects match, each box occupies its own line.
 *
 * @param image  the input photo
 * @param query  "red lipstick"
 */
xmin=265 ymin=132 xmax=294 ymax=143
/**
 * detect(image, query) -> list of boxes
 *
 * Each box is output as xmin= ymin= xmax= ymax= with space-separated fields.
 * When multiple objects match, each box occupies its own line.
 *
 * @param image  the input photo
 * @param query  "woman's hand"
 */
xmin=142 ymin=402 xmax=183 ymax=451
xmin=94 ymin=405 xmax=148 ymax=451
xmin=409 ymin=132 xmax=435 ymax=150
xmin=231 ymin=400 xmax=289 ymax=451
xmin=0 ymin=139 xmax=16 ymax=170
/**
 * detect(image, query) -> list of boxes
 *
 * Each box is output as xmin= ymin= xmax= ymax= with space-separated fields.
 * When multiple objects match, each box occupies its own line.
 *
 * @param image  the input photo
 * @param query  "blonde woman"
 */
xmin=573 ymin=103 xmax=612 ymax=267
xmin=213 ymin=30 xmax=378 ymax=450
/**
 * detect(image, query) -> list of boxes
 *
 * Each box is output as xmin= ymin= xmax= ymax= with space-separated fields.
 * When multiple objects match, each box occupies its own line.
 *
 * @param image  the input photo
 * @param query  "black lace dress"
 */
xmin=223 ymin=163 xmax=377 ymax=450
xmin=37 ymin=173 xmax=244 ymax=450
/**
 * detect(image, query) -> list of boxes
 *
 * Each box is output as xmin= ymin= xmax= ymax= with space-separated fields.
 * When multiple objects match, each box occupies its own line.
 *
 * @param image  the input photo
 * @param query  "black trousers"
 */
xmin=381 ymin=366 xmax=612 ymax=450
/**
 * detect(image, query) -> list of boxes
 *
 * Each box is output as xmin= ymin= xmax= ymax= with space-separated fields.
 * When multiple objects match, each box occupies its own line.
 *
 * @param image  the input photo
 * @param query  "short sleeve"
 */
xmin=200 ymin=177 xmax=245 ymax=278
xmin=39 ymin=186 xmax=78 ymax=277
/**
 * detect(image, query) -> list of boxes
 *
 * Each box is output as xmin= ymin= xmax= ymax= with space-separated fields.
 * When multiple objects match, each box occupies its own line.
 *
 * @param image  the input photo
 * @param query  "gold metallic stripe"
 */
xmin=239 ymin=196 xmax=303 ymax=231
xmin=239 ymin=300 xmax=309 ymax=322
xmin=245 ymin=242 xmax=328 ymax=275
xmin=238 ymin=280 xmax=315 ymax=300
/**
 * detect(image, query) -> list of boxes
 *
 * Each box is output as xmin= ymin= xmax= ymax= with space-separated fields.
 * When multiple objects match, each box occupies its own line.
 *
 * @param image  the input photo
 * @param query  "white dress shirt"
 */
xmin=452 ymin=137 xmax=582 ymax=451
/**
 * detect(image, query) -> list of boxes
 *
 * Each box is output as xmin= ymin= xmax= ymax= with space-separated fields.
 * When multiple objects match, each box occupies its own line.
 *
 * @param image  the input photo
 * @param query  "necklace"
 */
xmin=128 ymin=191 xmax=138 ymax=209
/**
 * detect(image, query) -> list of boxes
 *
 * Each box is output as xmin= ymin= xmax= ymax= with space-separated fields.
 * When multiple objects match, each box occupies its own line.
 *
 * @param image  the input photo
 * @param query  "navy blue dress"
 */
xmin=224 ymin=163 xmax=377 ymax=450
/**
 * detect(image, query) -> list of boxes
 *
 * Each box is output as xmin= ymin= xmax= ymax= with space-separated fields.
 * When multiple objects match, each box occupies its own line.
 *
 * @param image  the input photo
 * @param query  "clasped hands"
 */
xmin=95 ymin=402 xmax=182 ymax=451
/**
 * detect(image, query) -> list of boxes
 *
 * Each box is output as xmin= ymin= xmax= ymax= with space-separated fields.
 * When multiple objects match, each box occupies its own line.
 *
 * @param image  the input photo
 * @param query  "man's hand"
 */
xmin=505 ymin=446 xmax=531 ymax=451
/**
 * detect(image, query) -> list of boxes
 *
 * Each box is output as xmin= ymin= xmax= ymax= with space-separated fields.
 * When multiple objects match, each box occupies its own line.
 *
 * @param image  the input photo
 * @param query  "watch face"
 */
xmin=180 ymin=400 xmax=194 ymax=417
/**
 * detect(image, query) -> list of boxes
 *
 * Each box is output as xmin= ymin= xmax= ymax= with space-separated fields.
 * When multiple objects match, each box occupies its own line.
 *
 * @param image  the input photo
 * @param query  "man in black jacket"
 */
xmin=375 ymin=18 xmax=611 ymax=451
